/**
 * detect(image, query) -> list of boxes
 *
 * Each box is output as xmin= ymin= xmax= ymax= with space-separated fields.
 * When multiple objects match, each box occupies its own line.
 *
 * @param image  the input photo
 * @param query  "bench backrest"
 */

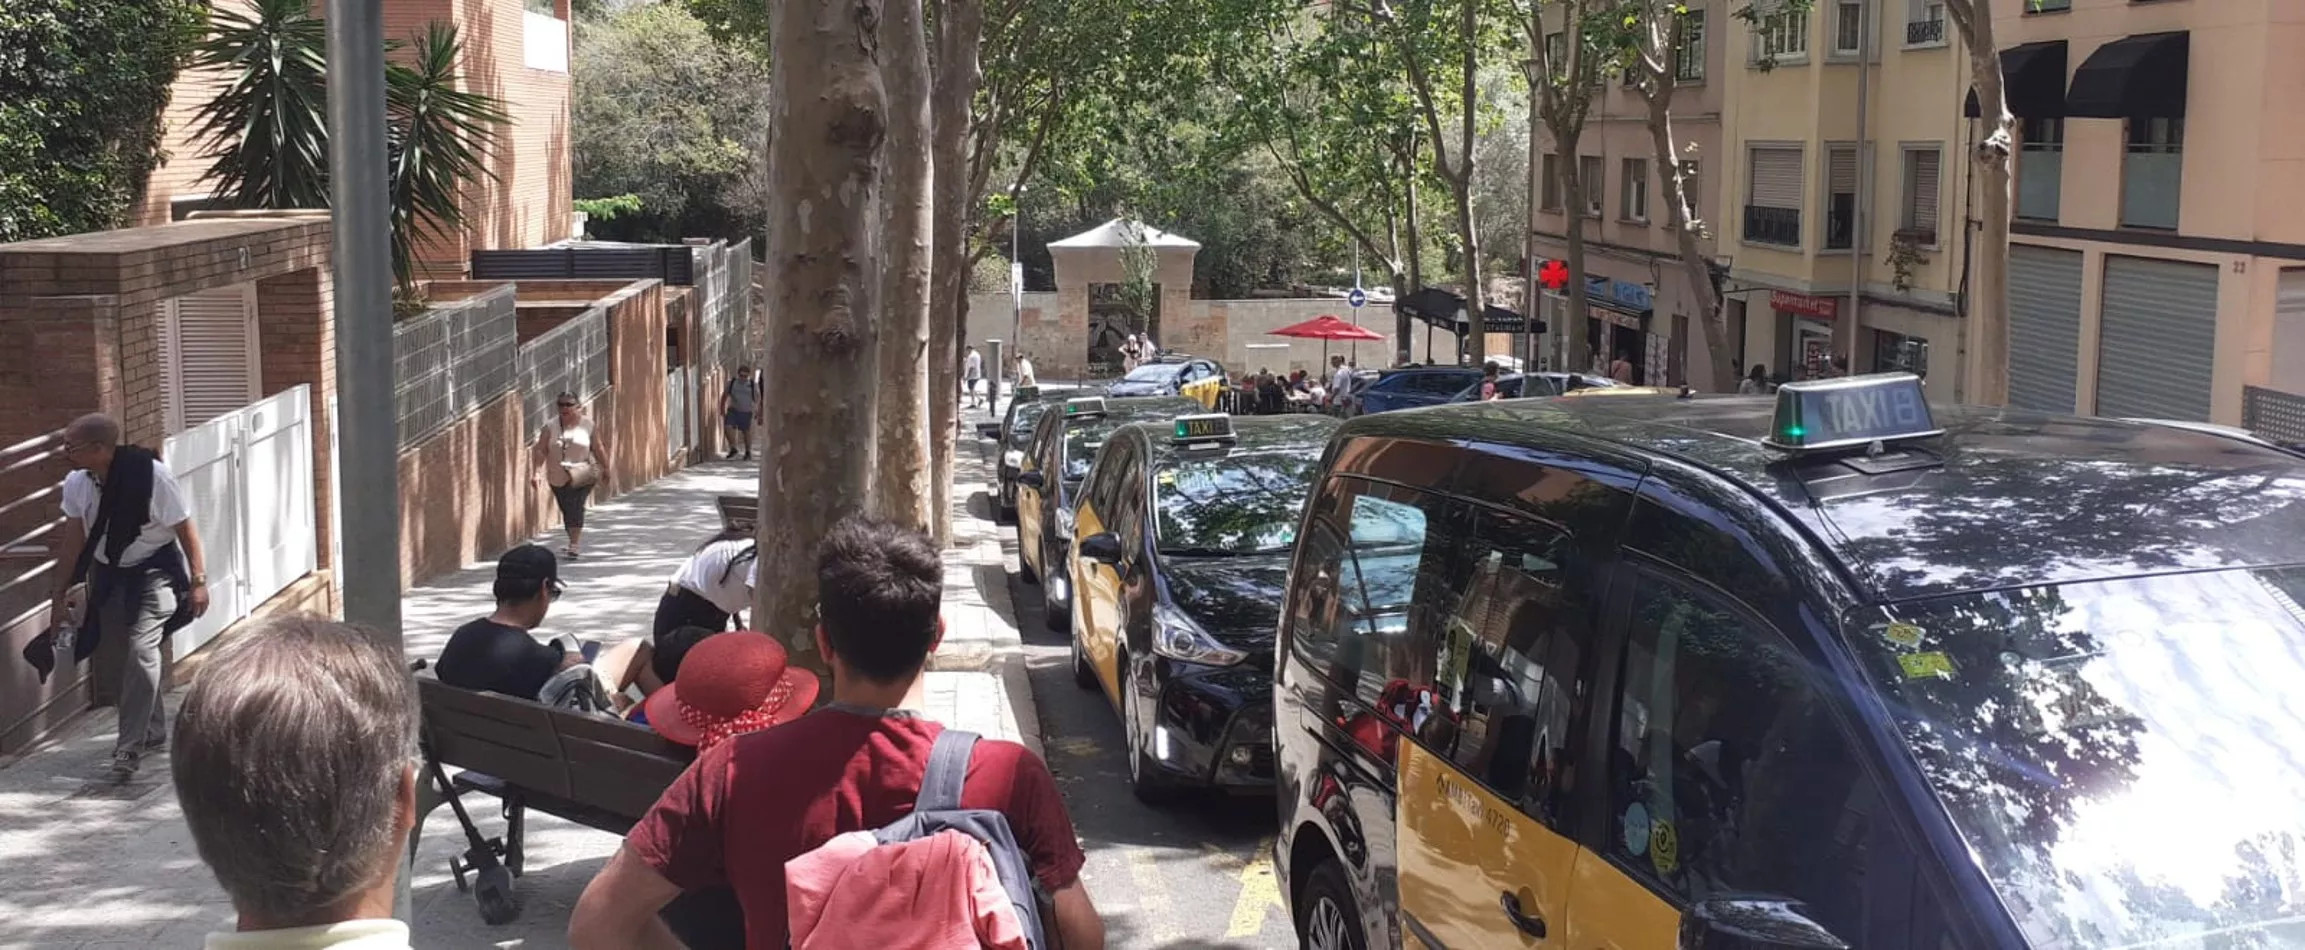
xmin=716 ymin=495 xmax=757 ymax=534
xmin=417 ymin=676 xmax=695 ymax=823
xmin=557 ymin=711 xmax=696 ymax=818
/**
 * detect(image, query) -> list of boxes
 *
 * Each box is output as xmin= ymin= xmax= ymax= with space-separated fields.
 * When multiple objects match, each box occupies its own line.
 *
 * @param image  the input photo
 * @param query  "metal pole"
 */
xmin=1009 ymin=189 xmax=1024 ymax=399
xmin=1846 ymin=0 xmax=1872 ymax=375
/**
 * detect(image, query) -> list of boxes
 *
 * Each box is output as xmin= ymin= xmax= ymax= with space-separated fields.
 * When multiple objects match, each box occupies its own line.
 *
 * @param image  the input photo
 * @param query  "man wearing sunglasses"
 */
xmin=435 ymin=544 xmax=590 ymax=700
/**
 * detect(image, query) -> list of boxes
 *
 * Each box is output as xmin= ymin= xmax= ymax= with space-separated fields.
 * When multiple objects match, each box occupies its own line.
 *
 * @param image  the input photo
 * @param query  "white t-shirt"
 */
xmin=965 ymin=350 xmax=984 ymax=380
xmin=61 ymin=460 xmax=192 ymax=566
xmin=1330 ymin=365 xmax=1355 ymax=395
xmin=543 ymin=418 xmax=595 ymax=466
xmin=671 ymin=538 xmax=756 ymax=615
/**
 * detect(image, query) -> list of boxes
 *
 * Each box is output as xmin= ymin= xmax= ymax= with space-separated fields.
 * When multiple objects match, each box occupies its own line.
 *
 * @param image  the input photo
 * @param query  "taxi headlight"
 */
xmin=1053 ymin=506 xmax=1075 ymax=540
xmin=1002 ymin=449 xmax=1025 ymax=469
xmin=1153 ymin=603 xmax=1247 ymax=667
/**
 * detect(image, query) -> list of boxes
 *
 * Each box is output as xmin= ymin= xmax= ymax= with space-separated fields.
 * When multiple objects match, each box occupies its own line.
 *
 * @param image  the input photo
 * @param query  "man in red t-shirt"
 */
xmin=570 ymin=517 xmax=1104 ymax=949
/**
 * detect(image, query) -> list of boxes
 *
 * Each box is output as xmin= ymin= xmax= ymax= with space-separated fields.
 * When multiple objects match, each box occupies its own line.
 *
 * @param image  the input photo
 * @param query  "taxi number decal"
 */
xmin=1436 ymin=772 xmax=1513 ymax=836
xmin=1649 ymin=820 xmax=1680 ymax=875
xmin=1880 ymin=622 xmax=1925 ymax=649
xmin=1898 ymin=651 xmax=1956 ymax=679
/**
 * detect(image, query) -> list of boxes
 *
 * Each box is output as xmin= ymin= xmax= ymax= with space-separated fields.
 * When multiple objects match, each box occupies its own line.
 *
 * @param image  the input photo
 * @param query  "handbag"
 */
xmin=546 ymin=420 xmax=600 ymax=488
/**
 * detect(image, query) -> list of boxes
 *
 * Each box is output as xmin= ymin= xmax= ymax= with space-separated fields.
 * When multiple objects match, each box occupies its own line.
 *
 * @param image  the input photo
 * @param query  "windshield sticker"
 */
xmin=1621 ymin=802 xmax=1652 ymax=857
xmin=1650 ymin=820 xmax=1680 ymax=875
xmin=1880 ymin=622 xmax=1925 ymax=648
xmin=1898 ymin=651 xmax=1956 ymax=679
xmin=1157 ymin=469 xmax=1178 ymax=486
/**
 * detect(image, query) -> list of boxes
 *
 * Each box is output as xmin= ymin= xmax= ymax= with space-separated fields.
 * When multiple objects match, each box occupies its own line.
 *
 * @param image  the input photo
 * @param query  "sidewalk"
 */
xmin=0 ymin=430 xmax=1038 ymax=948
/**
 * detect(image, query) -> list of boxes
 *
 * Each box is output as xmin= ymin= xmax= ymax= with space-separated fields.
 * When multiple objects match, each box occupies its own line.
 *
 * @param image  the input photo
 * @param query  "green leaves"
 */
xmin=385 ymin=22 xmax=508 ymax=289
xmin=0 ymin=0 xmax=203 ymax=241
xmin=572 ymin=2 xmax=769 ymax=242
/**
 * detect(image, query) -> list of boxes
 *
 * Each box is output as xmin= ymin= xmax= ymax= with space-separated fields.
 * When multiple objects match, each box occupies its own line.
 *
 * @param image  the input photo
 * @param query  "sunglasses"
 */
xmin=557 ymin=402 xmax=577 ymax=410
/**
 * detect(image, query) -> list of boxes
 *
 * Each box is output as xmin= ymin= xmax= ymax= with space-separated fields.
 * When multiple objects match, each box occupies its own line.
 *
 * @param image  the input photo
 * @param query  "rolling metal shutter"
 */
xmin=164 ymin=283 xmax=260 ymax=432
xmin=2098 ymin=255 xmax=2217 ymax=421
xmin=1827 ymin=148 xmax=1858 ymax=196
xmin=1905 ymin=149 xmax=1941 ymax=240
xmin=2006 ymin=245 xmax=2082 ymax=413
xmin=1750 ymin=148 xmax=1804 ymax=208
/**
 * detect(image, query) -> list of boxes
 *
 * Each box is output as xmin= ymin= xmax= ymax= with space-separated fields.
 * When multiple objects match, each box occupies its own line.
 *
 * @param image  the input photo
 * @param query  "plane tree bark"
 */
xmin=874 ymin=0 xmax=935 ymax=530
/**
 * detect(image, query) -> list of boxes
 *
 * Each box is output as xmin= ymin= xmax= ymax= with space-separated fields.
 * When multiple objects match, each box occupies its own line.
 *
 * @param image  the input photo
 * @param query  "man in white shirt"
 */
xmin=963 ymin=345 xmax=985 ymax=409
xmin=43 ymin=412 xmax=210 ymax=781
xmin=175 ymin=617 xmax=418 ymax=950
xmin=1328 ymin=355 xmax=1356 ymax=416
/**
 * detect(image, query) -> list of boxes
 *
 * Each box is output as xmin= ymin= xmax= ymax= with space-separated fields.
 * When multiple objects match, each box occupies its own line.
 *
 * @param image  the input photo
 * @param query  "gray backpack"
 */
xmin=858 ymin=730 xmax=1051 ymax=950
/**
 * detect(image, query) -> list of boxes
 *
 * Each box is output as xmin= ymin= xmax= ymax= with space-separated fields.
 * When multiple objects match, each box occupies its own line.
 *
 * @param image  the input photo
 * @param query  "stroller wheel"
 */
xmin=474 ymin=865 xmax=521 ymax=925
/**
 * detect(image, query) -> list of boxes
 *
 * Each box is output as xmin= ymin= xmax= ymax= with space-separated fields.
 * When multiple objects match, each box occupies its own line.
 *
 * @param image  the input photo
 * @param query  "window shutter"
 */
xmin=1750 ymin=148 xmax=1803 ymax=209
xmin=166 ymin=283 xmax=260 ymax=431
xmin=1828 ymin=148 xmax=1858 ymax=196
xmin=1907 ymin=149 xmax=1941 ymax=238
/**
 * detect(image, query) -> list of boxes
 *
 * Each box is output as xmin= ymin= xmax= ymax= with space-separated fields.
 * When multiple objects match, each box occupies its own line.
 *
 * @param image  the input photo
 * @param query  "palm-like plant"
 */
xmin=189 ymin=0 xmax=507 ymax=290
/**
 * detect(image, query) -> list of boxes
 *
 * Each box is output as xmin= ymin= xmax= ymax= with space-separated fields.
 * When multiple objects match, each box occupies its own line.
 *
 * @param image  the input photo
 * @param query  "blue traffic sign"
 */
xmin=1347 ymin=287 xmax=1367 ymax=309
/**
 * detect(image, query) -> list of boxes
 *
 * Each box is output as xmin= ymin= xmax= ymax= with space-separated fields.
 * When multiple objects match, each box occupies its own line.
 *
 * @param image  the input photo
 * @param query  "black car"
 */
xmin=1013 ymin=395 xmax=1202 ymax=630
xmin=1067 ymin=411 xmax=1338 ymax=801
xmin=979 ymin=386 xmax=1081 ymax=520
xmin=1447 ymin=371 xmax=1624 ymax=401
xmin=1104 ymin=356 xmax=1226 ymax=400
xmin=1274 ymin=373 xmax=2305 ymax=950
xmin=1352 ymin=366 xmax=1481 ymax=414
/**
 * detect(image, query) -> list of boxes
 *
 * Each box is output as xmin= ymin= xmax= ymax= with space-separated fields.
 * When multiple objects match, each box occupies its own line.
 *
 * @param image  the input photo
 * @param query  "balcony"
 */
xmin=2121 ymin=151 xmax=2181 ymax=230
xmin=2017 ymin=148 xmax=2061 ymax=221
xmin=1905 ymin=18 xmax=1945 ymax=46
xmin=1744 ymin=205 xmax=1802 ymax=247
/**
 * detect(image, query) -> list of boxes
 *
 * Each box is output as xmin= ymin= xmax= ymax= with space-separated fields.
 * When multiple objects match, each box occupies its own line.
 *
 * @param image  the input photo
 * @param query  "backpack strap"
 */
xmin=916 ymin=729 xmax=979 ymax=813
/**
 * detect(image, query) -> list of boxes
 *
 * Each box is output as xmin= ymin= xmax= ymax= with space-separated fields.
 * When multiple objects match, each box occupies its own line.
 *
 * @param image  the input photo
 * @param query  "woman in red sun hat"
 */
xmin=642 ymin=632 xmax=820 ymax=751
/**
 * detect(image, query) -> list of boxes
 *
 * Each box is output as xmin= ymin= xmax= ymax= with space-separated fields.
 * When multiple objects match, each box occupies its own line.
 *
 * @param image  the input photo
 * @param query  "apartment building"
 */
xmin=1716 ymin=0 xmax=1971 ymax=402
xmin=137 ymin=0 xmax=577 ymax=278
xmin=1993 ymin=0 xmax=2305 ymax=430
xmin=1530 ymin=0 xmax=1728 ymax=388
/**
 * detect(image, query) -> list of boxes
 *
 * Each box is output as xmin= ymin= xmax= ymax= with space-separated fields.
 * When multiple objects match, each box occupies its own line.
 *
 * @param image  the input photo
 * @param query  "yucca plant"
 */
xmin=189 ymin=0 xmax=507 ymax=289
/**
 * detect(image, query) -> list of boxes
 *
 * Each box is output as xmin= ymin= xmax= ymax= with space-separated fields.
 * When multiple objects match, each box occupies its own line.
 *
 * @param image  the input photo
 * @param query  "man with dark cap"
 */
xmin=435 ymin=544 xmax=588 ymax=700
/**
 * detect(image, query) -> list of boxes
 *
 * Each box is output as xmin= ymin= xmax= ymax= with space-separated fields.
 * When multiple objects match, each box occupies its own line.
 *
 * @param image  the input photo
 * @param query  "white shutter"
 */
xmin=165 ymin=283 xmax=260 ymax=431
xmin=1905 ymin=149 xmax=1942 ymax=240
xmin=1750 ymin=148 xmax=1803 ymax=208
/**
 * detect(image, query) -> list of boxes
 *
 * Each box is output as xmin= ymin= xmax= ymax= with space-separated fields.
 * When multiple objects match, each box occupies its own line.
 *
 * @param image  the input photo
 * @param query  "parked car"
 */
xmin=1352 ymin=366 xmax=1482 ymax=415
xmin=1106 ymin=356 xmax=1228 ymax=408
xmin=1447 ymin=372 xmax=1628 ymax=402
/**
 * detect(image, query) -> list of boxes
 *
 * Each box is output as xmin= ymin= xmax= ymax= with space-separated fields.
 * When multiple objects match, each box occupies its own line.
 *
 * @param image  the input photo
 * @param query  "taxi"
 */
xmin=1273 ymin=373 xmax=2305 ymax=950
xmin=1014 ymin=395 xmax=1201 ymax=630
xmin=1064 ymin=411 xmax=1338 ymax=801
xmin=1105 ymin=355 xmax=1229 ymax=409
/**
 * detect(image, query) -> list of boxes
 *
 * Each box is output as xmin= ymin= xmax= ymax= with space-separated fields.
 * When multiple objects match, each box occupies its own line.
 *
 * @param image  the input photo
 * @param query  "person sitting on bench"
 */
xmin=623 ymin=624 xmax=726 ymax=728
xmin=436 ymin=545 xmax=595 ymax=701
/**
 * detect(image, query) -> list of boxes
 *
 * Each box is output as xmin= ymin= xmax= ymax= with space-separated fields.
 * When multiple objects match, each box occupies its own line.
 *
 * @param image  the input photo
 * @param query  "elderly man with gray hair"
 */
xmin=174 ymin=616 xmax=417 ymax=949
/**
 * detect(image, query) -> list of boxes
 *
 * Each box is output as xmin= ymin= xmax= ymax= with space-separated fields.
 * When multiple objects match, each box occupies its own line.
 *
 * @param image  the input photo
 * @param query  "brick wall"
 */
xmin=591 ymin=280 xmax=670 ymax=495
xmin=397 ymin=392 xmax=550 ymax=589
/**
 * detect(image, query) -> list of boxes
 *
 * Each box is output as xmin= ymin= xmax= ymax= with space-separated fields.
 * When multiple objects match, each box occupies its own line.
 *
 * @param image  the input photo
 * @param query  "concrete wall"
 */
xmin=965 ymin=292 xmax=1454 ymax=380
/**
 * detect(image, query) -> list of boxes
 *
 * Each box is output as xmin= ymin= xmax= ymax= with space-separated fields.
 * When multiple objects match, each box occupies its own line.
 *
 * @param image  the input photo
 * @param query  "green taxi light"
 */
xmin=1172 ymin=413 xmax=1236 ymax=444
xmin=1064 ymin=396 xmax=1107 ymax=418
xmin=1764 ymin=373 xmax=1941 ymax=452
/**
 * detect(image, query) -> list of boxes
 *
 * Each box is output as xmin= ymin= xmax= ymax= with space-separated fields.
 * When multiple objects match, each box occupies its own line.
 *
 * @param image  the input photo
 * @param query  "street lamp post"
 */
xmin=1009 ymin=186 xmax=1025 ymax=398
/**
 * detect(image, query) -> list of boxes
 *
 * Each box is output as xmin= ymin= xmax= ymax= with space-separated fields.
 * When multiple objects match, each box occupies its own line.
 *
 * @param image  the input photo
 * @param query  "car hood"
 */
xmin=1161 ymin=554 xmax=1289 ymax=654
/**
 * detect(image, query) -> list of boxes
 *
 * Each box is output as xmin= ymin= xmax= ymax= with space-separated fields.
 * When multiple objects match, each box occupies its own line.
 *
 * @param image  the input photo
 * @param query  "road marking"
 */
xmin=1124 ymin=844 xmax=1181 ymax=944
xmin=1226 ymin=837 xmax=1285 ymax=938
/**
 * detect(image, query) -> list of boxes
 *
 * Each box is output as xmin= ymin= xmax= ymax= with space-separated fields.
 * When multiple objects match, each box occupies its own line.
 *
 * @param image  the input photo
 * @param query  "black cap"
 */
xmin=497 ymin=544 xmax=560 ymax=587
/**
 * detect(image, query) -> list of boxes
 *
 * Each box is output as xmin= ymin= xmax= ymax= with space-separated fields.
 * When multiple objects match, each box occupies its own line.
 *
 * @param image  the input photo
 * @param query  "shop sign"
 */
xmin=1771 ymin=290 xmax=1839 ymax=320
xmin=1587 ymin=276 xmax=1655 ymax=312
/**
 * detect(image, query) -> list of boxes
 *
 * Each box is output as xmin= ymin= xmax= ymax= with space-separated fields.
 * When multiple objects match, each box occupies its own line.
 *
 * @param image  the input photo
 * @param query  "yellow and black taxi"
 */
xmin=1065 ymin=411 xmax=1339 ymax=801
xmin=1015 ymin=394 xmax=1201 ymax=630
xmin=1273 ymin=373 xmax=2305 ymax=950
xmin=980 ymin=384 xmax=1078 ymax=521
xmin=1105 ymin=354 xmax=1229 ymax=409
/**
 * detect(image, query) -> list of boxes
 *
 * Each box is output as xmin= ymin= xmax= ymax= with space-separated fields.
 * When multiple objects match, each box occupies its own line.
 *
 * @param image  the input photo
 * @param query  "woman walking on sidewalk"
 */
xmin=536 ymin=391 xmax=609 ymax=560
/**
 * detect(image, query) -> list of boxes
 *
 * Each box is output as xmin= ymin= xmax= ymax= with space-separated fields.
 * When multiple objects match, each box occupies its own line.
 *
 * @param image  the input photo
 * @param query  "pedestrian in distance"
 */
xmin=569 ymin=515 xmax=1105 ymax=950
xmin=535 ymin=391 xmax=608 ymax=560
xmin=721 ymin=365 xmax=762 ymax=461
xmin=1328 ymin=354 xmax=1355 ymax=416
xmin=1016 ymin=351 xmax=1037 ymax=389
xmin=172 ymin=616 xmax=419 ymax=949
xmin=31 ymin=412 xmax=211 ymax=783
xmin=1480 ymin=362 xmax=1503 ymax=401
xmin=1740 ymin=363 xmax=1771 ymax=395
xmin=1610 ymin=351 xmax=1636 ymax=385
xmin=964 ymin=345 xmax=986 ymax=409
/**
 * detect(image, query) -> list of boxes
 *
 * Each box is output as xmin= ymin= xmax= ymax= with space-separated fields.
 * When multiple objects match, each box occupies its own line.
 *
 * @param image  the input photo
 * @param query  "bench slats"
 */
xmin=417 ymin=676 xmax=693 ymax=827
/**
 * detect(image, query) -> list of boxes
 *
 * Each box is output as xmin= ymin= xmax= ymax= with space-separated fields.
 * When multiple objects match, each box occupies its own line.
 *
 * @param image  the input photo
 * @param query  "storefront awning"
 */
xmin=1395 ymin=287 xmax=1540 ymax=334
xmin=1964 ymin=41 xmax=2068 ymax=119
xmin=2066 ymin=31 xmax=2188 ymax=119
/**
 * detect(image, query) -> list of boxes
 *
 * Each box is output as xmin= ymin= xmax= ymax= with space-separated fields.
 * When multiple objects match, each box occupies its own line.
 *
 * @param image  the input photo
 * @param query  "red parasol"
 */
xmin=1269 ymin=314 xmax=1386 ymax=341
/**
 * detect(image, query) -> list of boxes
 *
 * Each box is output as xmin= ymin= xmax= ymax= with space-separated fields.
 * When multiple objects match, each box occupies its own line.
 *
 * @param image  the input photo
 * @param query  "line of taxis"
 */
xmin=986 ymin=373 xmax=2305 ymax=950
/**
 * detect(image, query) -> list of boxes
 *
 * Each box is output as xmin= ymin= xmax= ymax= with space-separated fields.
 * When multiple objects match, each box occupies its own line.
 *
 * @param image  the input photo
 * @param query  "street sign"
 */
xmin=1347 ymin=287 xmax=1367 ymax=309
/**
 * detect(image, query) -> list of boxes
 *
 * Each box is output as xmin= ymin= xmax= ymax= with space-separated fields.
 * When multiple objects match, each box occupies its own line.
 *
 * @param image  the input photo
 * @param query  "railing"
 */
xmin=1905 ymin=17 xmax=1945 ymax=45
xmin=394 ymin=285 xmax=518 ymax=448
xmin=2018 ymin=148 xmax=2063 ymax=221
xmin=1744 ymin=205 xmax=1802 ymax=247
xmin=519 ymin=305 xmax=612 ymax=422
xmin=162 ymin=386 xmax=319 ymax=657
xmin=2121 ymin=151 xmax=2182 ymax=230
xmin=1825 ymin=205 xmax=1855 ymax=250
xmin=691 ymin=239 xmax=755 ymax=374
xmin=2244 ymin=386 xmax=2305 ymax=449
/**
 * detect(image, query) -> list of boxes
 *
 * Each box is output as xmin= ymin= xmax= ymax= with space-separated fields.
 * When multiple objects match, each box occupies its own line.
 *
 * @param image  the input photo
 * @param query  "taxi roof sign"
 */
xmin=1063 ymin=396 xmax=1107 ymax=418
xmin=1764 ymin=373 xmax=1942 ymax=453
xmin=1171 ymin=413 xmax=1237 ymax=445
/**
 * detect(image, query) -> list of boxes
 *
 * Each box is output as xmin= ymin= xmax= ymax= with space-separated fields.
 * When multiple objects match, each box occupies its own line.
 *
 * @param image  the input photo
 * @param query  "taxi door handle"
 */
xmin=1499 ymin=892 xmax=1546 ymax=939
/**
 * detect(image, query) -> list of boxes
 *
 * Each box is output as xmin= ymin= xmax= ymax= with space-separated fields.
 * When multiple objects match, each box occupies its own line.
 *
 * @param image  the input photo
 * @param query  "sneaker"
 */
xmin=561 ymin=547 xmax=581 ymax=561
xmin=105 ymin=750 xmax=139 ymax=783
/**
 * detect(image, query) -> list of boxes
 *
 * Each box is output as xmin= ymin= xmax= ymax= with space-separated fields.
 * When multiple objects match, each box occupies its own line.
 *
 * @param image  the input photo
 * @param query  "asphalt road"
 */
xmin=1000 ymin=515 xmax=1297 ymax=950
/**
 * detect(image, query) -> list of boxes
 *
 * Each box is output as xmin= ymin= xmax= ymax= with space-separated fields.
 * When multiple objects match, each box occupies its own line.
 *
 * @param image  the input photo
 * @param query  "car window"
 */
xmin=1286 ymin=478 xmax=1453 ymax=709
xmin=1122 ymin=363 xmax=1178 ymax=383
xmin=1605 ymin=570 xmax=1882 ymax=945
xmin=1416 ymin=372 xmax=1476 ymax=395
xmin=1423 ymin=505 xmax=1596 ymax=826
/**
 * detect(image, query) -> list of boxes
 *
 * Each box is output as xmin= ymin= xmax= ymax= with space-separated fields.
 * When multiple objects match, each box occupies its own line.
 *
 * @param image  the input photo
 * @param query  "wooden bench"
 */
xmin=412 ymin=674 xmax=694 ymax=924
xmin=715 ymin=494 xmax=757 ymax=534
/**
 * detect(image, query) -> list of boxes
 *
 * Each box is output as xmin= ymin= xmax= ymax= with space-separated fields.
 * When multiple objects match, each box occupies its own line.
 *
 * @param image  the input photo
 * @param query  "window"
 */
xmin=1824 ymin=145 xmax=1859 ymax=250
xmin=1675 ymin=11 xmax=1707 ymax=82
xmin=2122 ymin=117 xmax=2182 ymax=230
xmin=1580 ymin=155 xmax=1606 ymax=218
xmin=1605 ymin=573 xmax=1882 ymax=943
xmin=1906 ymin=0 xmax=1947 ymax=45
xmin=1753 ymin=10 xmax=1809 ymax=63
xmin=1424 ymin=507 xmax=1597 ymax=824
xmin=1286 ymin=479 xmax=1447 ymax=711
xmin=1745 ymin=146 xmax=1803 ymax=247
xmin=1541 ymin=153 xmax=1563 ymax=211
xmin=1621 ymin=158 xmax=1650 ymax=222
xmin=1900 ymin=147 xmax=1941 ymax=246
xmin=2017 ymin=118 xmax=2063 ymax=221
xmin=1833 ymin=0 xmax=1864 ymax=55
xmin=1545 ymin=31 xmax=1567 ymax=71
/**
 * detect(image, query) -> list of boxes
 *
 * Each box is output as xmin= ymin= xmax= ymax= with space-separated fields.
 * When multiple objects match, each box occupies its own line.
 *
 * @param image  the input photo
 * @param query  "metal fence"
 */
xmin=519 ymin=306 xmax=612 ymax=423
xmin=393 ymin=286 xmax=518 ymax=448
xmin=471 ymin=245 xmax=697 ymax=284
xmin=694 ymin=239 xmax=754 ymax=373
xmin=2243 ymin=386 xmax=2305 ymax=448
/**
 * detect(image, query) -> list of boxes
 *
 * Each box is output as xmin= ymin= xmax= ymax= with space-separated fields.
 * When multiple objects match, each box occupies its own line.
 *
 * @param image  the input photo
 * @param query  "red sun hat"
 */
xmin=643 ymin=632 xmax=820 ymax=750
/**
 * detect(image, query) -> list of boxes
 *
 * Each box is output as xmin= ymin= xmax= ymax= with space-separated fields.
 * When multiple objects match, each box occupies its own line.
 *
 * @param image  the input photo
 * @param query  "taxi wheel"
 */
xmin=1296 ymin=860 xmax=1364 ymax=950
xmin=1123 ymin=660 xmax=1179 ymax=805
xmin=1041 ymin=545 xmax=1068 ymax=633
xmin=1070 ymin=627 xmax=1098 ymax=690
xmin=1016 ymin=524 xmax=1039 ymax=585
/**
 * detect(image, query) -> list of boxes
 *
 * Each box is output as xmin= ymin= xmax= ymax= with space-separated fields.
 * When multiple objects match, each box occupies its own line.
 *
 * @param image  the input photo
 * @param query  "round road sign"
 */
xmin=1348 ymin=287 xmax=1367 ymax=309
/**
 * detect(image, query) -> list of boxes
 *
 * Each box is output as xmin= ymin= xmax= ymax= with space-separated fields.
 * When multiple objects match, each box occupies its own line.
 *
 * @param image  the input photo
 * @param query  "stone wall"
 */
xmin=964 ymin=292 xmax=1460 ymax=380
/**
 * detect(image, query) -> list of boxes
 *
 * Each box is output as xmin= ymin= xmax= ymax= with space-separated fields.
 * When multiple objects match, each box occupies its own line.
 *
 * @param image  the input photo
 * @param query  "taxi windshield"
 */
xmin=1062 ymin=425 xmax=1114 ymax=481
xmin=1851 ymin=567 xmax=2305 ymax=948
xmin=1153 ymin=451 xmax=1316 ymax=556
xmin=1121 ymin=363 xmax=1182 ymax=383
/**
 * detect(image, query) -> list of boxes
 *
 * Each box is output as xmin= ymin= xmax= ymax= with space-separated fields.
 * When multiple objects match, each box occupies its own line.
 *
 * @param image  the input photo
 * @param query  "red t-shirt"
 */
xmin=626 ymin=709 xmax=1086 ymax=948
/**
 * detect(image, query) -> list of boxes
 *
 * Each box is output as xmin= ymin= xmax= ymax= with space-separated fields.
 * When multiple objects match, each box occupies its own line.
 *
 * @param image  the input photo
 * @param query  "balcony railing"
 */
xmin=1744 ymin=205 xmax=1802 ymax=247
xmin=1824 ymin=204 xmax=1854 ymax=250
xmin=1905 ymin=18 xmax=1945 ymax=45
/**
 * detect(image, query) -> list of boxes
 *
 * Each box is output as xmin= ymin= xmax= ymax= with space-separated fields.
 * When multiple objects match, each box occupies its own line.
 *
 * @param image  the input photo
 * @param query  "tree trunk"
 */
xmin=1452 ymin=0 xmax=1484 ymax=367
xmin=872 ymin=0 xmax=934 ymax=530
xmin=758 ymin=0 xmax=888 ymax=675
xmin=1555 ymin=130 xmax=1593 ymax=375
xmin=1400 ymin=145 xmax=1423 ymax=365
xmin=1949 ymin=0 xmax=2013 ymax=405
xmin=1643 ymin=79 xmax=1730 ymax=390
xmin=927 ymin=0 xmax=983 ymax=545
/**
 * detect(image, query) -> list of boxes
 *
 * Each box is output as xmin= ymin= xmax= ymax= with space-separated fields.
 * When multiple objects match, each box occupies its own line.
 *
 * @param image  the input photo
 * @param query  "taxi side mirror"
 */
xmin=1078 ymin=532 xmax=1125 ymax=565
xmin=1681 ymin=899 xmax=1849 ymax=950
xmin=975 ymin=422 xmax=1002 ymax=439
xmin=1016 ymin=471 xmax=1046 ymax=490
